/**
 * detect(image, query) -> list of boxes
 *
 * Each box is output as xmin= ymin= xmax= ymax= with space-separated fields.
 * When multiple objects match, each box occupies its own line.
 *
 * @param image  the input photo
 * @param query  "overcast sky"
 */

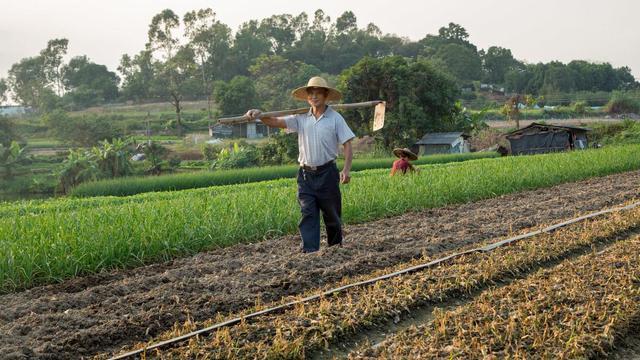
xmin=1 ymin=0 xmax=639 ymax=82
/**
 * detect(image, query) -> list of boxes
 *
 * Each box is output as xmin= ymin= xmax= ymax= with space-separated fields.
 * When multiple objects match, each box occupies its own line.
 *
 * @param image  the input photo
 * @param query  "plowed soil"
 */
xmin=1 ymin=170 xmax=638 ymax=359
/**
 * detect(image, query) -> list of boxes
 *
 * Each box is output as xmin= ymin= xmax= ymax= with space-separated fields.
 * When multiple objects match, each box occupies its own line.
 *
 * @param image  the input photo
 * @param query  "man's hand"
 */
xmin=245 ymin=109 xmax=262 ymax=120
xmin=340 ymin=170 xmax=351 ymax=184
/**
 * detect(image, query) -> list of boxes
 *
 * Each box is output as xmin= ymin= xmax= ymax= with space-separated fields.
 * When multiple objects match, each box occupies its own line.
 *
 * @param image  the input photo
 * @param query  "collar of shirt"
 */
xmin=306 ymin=105 xmax=334 ymax=121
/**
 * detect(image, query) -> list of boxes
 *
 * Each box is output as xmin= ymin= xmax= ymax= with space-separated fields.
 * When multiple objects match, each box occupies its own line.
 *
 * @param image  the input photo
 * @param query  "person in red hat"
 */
xmin=390 ymin=148 xmax=418 ymax=176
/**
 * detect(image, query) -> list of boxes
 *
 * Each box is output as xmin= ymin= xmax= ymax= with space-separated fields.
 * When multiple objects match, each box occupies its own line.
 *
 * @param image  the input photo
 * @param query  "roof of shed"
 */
xmin=416 ymin=132 xmax=468 ymax=145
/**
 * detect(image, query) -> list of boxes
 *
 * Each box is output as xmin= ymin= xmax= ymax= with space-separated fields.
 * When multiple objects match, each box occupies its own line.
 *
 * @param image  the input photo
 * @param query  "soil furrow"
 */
xmin=0 ymin=170 xmax=638 ymax=359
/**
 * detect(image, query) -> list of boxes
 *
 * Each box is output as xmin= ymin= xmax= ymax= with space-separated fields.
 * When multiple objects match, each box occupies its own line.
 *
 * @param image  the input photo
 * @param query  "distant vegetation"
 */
xmin=1 ymin=8 xmax=639 ymax=202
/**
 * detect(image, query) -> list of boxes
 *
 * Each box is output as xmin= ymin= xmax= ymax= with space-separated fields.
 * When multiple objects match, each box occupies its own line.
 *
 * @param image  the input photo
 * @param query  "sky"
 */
xmin=1 ymin=0 xmax=639 ymax=85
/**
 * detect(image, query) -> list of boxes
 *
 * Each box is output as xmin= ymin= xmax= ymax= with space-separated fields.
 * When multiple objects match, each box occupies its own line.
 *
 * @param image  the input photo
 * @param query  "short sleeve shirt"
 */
xmin=391 ymin=158 xmax=410 ymax=174
xmin=284 ymin=106 xmax=355 ymax=167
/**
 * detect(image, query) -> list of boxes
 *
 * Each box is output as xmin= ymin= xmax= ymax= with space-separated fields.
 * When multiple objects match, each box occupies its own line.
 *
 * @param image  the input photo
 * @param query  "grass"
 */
xmin=69 ymin=152 xmax=498 ymax=197
xmin=1 ymin=145 xmax=639 ymax=291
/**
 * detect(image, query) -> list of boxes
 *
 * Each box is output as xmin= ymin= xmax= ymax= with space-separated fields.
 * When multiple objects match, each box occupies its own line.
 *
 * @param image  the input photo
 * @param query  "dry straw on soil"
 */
xmin=105 ymin=204 xmax=640 ymax=359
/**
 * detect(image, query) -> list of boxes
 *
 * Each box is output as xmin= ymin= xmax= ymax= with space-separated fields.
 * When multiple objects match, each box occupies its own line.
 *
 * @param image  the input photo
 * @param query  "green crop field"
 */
xmin=1 ymin=145 xmax=638 ymax=292
xmin=69 ymin=152 xmax=498 ymax=197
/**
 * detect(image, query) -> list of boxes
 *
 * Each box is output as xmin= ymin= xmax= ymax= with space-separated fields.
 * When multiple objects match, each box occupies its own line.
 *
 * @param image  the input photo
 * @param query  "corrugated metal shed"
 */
xmin=415 ymin=132 xmax=469 ymax=145
xmin=415 ymin=132 xmax=470 ymax=155
xmin=505 ymin=122 xmax=591 ymax=155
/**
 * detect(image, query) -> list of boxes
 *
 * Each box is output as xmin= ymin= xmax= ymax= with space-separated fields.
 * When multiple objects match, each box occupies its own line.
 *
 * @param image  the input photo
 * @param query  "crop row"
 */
xmin=104 ymin=203 xmax=640 ymax=359
xmin=0 ymin=158 xmax=486 ymax=219
xmin=69 ymin=152 xmax=497 ymax=197
xmin=1 ymin=145 xmax=639 ymax=291
xmin=362 ymin=234 xmax=640 ymax=359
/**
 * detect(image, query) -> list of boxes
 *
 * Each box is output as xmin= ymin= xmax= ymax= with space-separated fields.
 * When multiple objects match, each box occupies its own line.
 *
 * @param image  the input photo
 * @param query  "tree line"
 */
xmin=1 ymin=8 xmax=638 ymax=117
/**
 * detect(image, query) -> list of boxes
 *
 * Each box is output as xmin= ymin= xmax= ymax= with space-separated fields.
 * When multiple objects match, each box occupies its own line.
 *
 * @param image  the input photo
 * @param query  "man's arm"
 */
xmin=340 ymin=140 xmax=353 ymax=184
xmin=245 ymin=110 xmax=287 ymax=129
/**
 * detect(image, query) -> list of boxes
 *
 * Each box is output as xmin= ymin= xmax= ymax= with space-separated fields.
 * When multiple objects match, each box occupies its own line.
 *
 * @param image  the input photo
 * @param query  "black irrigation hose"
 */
xmin=109 ymin=201 xmax=640 ymax=359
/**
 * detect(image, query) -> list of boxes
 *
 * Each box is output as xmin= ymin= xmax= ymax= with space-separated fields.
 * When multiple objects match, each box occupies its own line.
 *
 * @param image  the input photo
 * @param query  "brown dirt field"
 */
xmin=0 ymin=171 xmax=638 ymax=359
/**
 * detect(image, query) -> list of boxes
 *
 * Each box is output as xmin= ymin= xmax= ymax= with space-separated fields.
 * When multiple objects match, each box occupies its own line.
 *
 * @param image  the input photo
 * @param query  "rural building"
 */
xmin=505 ymin=122 xmax=590 ymax=155
xmin=415 ymin=132 xmax=470 ymax=155
xmin=0 ymin=105 xmax=32 ymax=117
xmin=209 ymin=121 xmax=270 ymax=139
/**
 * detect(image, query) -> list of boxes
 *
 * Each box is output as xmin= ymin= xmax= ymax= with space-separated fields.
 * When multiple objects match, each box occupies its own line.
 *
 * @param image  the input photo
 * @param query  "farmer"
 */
xmin=390 ymin=148 xmax=418 ymax=176
xmin=245 ymin=76 xmax=355 ymax=253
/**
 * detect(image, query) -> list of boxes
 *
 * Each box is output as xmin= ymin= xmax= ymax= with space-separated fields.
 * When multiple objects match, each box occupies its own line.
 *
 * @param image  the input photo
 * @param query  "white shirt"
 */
xmin=284 ymin=106 xmax=355 ymax=167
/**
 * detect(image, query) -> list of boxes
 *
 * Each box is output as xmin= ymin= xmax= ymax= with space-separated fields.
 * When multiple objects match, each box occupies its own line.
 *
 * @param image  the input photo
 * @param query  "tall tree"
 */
xmin=433 ymin=43 xmax=482 ymax=83
xmin=0 ymin=79 xmax=7 ymax=105
xmin=7 ymin=56 xmax=49 ymax=109
xmin=260 ymin=13 xmax=298 ymax=54
xmin=39 ymin=38 xmax=69 ymax=97
xmin=420 ymin=23 xmax=477 ymax=56
xmin=118 ymin=51 xmax=155 ymax=101
xmin=228 ymin=20 xmax=272 ymax=76
xmin=249 ymin=55 xmax=321 ymax=111
xmin=147 ymin=9 xmax=198 ymax=134
xmin=62 ymin=56 xmax=119 ymax=108
xmin=483 ymin=46 xmax=520 ymax=84
xmin=213 ymin=75 xmax=258 ymax=115
xmin=184 ymin=8 xmax=231 ymax=119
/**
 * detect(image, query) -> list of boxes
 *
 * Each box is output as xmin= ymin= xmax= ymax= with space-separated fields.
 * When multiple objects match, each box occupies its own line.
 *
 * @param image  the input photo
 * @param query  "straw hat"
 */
xmin=291 ymin=76 xmax=342 ymax=102
xmin=393 ymin=148 xmax=418 ymax=161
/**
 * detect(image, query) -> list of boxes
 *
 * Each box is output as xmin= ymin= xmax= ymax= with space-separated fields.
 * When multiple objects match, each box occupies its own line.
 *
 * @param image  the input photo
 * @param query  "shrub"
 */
xmin=605 ymin=92 xmax=640 ymax=114
xmin=572 ymin=101 xmax=588 ymax=115
xmin=214 ymin=143 xmax=260 ymax=169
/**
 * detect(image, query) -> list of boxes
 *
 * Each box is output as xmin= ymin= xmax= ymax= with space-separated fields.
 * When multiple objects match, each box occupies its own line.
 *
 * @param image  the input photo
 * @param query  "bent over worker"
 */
xmin=390 ymin=147 xmax=418 ymax=176
xmin=246 ymin=76 xmax=355 ymax=253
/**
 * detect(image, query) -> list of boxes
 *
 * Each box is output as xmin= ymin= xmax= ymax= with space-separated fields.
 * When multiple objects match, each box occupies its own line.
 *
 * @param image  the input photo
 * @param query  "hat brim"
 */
xmin=292 ymin=86 xmax=342 ymax=102
xmin=393 ymin=148 xmax=418 ymax=161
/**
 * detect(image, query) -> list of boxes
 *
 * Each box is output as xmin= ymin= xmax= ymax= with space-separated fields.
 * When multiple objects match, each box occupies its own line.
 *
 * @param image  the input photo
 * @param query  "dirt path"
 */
xmin=1 ymin=171 xmax=638 ymax=359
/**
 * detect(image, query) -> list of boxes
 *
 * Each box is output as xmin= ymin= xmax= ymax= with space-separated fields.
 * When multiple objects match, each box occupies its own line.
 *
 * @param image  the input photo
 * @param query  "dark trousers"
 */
xmin=297 ymin=163 xmax=343 ymax=252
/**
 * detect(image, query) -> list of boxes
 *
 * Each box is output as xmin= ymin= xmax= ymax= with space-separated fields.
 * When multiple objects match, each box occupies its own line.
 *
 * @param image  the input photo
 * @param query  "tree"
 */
xmin=213 ymin=76 xmax=258 ymax=115
xmin=339 ymin=56 xmax=460 ymax=148
xmin=228 ymin=20 xmax=273 ymax=76
xmin=147 ymin=9 xmax=198 ymax=135
xmin=260 ymin=13 xmax=299 ymax=54
xmin=249 ymin=55 xmax=321 ymax=111
xmin=419 ymin=23 xmax=477 ymax=56
xmin=184 ymin=8 xmax=232 ymax=119
xmin=381 ymin=35 xmax=422 ymax=57
xmin=40 ymin=38 xmax=69 ymax=97
xmin=335 ymin=11 xmax=357 ymax=34
xmin=139 ymin=141 xmax=169 ymax=175
xmin=541 ymin=62 xmax=576 ymax=94
xmin=0 ymin=79 xmax=7 ymax=105
xmin=7 ymin=56 xmax=48 ymax=109
xmin=118 ymin=51 xmax=155 ymax=101
xmin=483 ymin=46 xmax=520 ymax=84
xmin=433 ymin=43 xmax=482 ymax=82
xmin=438 ymin=22 xmax=470 ymax=43
xmin=62 ymin=56 xmax=119 ymax=109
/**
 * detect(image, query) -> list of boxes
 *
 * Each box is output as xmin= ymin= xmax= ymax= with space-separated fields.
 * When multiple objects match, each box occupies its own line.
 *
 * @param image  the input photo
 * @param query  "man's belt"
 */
xmin=300 ymin=160 xmax=335 ymax=172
